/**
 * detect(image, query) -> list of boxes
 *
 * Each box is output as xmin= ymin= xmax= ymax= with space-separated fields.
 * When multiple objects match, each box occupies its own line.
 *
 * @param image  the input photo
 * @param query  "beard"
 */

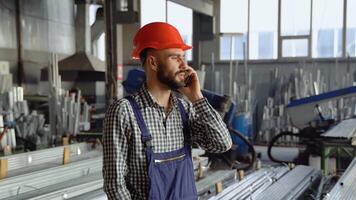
xmin=156 ymin=62 xmax=185 ymax=90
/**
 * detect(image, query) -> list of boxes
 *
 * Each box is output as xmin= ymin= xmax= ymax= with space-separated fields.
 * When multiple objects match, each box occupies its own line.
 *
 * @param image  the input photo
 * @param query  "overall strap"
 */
xmin=177 ymin=100 xmax=191 ymax=144
xmin=125 ymin=96 xmax=152 ymax=149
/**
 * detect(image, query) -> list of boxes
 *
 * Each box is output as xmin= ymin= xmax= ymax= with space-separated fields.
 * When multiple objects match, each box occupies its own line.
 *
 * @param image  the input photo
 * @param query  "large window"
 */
xmin=249 ymin=0 xmax=278 ymax=59
xmin=281 ymin=0 xmax=310 ymax=36
xmin=220 ymin=0 xmax=248 ymax=60
xmin=167 ymin=1 xmax=193 ymax=61
xmin=347 ymin=0 xmax=356 ymax=57
xmin=219 ymin=0 xmax=356 ymax=60
xmin=281 ymin=0 xmax=311 ymax=58
xmin=140 ymin=0 xmax=166 ymax=27
xmin=282 ymin=39 xmax=308 ymax=57
xmin=312 ymin=0 xmax=343 ymax=58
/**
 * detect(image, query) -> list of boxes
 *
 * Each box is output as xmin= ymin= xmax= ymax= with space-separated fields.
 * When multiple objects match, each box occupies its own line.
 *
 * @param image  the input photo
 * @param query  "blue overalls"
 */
xmin=126 ymin=96 xmax=198 ymax=200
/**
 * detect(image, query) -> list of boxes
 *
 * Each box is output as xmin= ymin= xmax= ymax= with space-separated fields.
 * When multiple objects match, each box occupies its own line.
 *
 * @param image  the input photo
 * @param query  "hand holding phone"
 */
xmin=184 ymin=73 xmax=193 ymax=87
xmin=178 ymin=67 xmax=203 ymax=102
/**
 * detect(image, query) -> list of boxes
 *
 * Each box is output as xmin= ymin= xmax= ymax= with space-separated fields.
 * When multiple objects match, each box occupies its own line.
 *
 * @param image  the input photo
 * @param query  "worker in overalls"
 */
xmin=103 ymin=22 xmax=232 ymax=200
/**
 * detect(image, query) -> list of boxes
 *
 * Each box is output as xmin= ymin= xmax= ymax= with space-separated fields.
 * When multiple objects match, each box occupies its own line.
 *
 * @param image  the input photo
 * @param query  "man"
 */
xmin=103 ymin=22 xmax=232 ymax=200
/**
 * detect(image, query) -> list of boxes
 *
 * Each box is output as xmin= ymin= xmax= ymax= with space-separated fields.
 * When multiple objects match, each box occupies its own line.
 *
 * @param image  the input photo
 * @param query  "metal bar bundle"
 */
xmin=208 ymin=167 xmax=289 ymax=200
xmin=0 ymin=86 xmax=32 ymax=150
xmin=0 ymin=74 xmax=12 ymax=94
xmin=196 ymin=169 xmax=236 ymax=195
xmin=0 ymin=61 xmax=12 ymax=94
xmin=0 ymin=127 xmax=16 ymax=152
xmin=0 ymin=143 xmax=96 ymax=172
xmin=48 ymin=53 xmax=59 ymax=144
xmin=70 ymin=189 xmax=106 ymax=200
xmin=192 ymin=148 xmax=205 ymax=157
xmin=323 ymin=118 xmax=356 ymax=139
xmin=193 ymin=156 xmax=208 ymax=171
xmin=19 ymin=151 xmax=207 ymax=200
xmin=324 ymin=158 xmax=356 ymax=200
xmin=0 ymin=157 xmax=102 ymax=199
xmin=48 ymin=54 xmax=91 ymax=144
xmin=11 ymin=173 xmax=103 ymax=200
xmin=254 ymin=165 xmax=321 ymax=200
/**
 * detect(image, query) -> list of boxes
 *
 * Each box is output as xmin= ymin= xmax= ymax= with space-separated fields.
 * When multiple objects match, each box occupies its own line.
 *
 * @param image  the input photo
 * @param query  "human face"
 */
xmin=155 ymin=48 xmax=187 ymax=90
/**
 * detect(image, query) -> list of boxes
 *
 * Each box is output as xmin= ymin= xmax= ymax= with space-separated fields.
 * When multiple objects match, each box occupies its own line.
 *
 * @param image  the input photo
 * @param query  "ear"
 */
xmin=147 ymin=55 xmax=158 ymax=72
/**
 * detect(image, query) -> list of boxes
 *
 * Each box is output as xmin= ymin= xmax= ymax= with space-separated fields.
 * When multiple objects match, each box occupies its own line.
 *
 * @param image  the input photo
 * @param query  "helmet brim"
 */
xmin=132 ymin=43 xmax=192 ymax=60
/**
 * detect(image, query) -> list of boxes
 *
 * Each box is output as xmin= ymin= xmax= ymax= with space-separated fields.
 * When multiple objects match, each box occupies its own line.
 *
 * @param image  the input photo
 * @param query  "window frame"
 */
xmin=219 ymin=0 xmax=352 ymax=62
xmin=278 ymin=0 xmax=312 ymax=59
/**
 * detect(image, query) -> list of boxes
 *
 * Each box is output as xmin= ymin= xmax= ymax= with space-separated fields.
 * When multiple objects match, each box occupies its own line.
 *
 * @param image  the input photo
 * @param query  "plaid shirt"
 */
xmin=102 ymin=85 xmax=232 ymax=200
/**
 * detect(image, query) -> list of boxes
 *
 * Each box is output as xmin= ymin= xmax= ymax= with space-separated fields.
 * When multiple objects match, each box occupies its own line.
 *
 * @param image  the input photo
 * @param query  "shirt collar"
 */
xmin=137 ymin=84 xmax=179 ymax=110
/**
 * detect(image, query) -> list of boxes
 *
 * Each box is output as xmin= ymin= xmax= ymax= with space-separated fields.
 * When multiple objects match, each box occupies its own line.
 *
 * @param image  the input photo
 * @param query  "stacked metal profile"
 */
xmin=207 ymin=52 xmax=255 ymax=134
xmin=323 ymin=118 xmax=356 ymax=139
xmin=0 ymin=61 xmax=13 ymax=94
xmin=0 ymin=147 xmax=206 ymax=199
xmin=192 ymin=148 xmax=208 ymax=171
xmin=69 ymin=189 xmax=106 ymax=200
xmin=33 ymin=169 xmax=237 ymax=200
xmin=9 ymin=173 xmax=103 ymax=200
xmin=196 ymin=169 xmax=236 ymax=196
xmin=0 ymin=143 xmax=98 ymax=173
xmin=0 ymin=114 xmax=16 ymax=150
xmin=208 ymin=165 xmax=321 ymax=200
xmin=0 ymin=61 xmax=47 ymax=149
xmin=193 ymin=156 xmax=209 ymax=171
xmin=324 ymin=158 xmax=356 ymax=200
xmin=208 ymin=166 xmax=289 ymax=200
xmin=0 ymin=86 xmax=48 ymax=150
xmin=0 ymin=61 xmax=14 ymax=151
xmin=254 ymin=165 xmax=321 ymax=200
xmin=258 ymin=68 xmax=309 ymax=144
xmin=48 ymin=54 xmax=91 ymax=145
xmin=0 ymin=156 xmax=102 ymax=199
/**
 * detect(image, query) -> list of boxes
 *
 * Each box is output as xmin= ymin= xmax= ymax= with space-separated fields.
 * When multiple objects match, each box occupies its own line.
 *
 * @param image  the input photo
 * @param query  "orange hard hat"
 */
xmin=132 ymin=22 xmax=192 ymax=59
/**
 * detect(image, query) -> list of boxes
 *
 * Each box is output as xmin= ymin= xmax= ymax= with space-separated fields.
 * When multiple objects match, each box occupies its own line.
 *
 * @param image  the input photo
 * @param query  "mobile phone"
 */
xmin=184 ymin=74 xmax=193 ymax=87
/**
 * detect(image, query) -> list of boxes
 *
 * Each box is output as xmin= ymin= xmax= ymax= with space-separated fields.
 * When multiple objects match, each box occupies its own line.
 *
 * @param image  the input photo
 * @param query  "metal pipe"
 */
xmin=209 ymin=167 xmax=289 ymax=200
xmin=15 ymin=0 xmax=24 ymax=86
xmin=13 ymin=174 xmax=103 ymax=200
xmin=104 ymin=0 xmax=118 ymax=105
xmin=324 ymin=158 xmax=356 ymax=199
xmin=0 ymin=143 xmax=96 ymax=172
xmin=0 ymin=157 xmax=102 ymax=199
xmin=254 ymin=165 xmax=321 ymax=200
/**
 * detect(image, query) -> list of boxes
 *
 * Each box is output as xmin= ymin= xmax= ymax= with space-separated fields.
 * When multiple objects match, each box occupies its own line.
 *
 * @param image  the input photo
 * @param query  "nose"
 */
xmin=178 ymin=56 xmax=186 ymax=68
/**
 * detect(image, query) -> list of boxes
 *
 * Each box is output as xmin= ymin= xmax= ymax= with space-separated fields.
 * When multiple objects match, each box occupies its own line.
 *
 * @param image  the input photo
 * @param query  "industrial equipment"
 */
xmin=287 ymin=86 xmax=356 ymax=129
xmin=268 ymin=86 xmax=356 ymax=173
xmin=207 ymin=165 xmax=322 ymax=200
xmin=324 ymin=157 xmax=356 ymax=199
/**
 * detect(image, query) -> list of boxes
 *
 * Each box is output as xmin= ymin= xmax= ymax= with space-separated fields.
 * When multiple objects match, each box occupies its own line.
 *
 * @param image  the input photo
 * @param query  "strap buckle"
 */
xmin=141 ymin=135 xmax=152 ymax=150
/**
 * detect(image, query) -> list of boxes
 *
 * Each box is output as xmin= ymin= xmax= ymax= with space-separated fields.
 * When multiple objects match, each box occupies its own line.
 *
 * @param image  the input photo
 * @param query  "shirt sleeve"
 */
xmin=102 ymin=99 xmax=132 ymax=200
xmin=189 ymin=98 xmax=232 ymax=153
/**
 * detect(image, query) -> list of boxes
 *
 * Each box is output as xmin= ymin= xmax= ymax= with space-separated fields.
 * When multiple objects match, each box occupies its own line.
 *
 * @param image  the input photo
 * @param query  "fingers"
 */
xmin=183 ymin=66 xmax=197 ymax=78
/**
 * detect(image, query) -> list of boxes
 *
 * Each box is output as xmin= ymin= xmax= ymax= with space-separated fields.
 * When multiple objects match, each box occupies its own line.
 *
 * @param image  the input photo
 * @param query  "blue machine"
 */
xmin=287 ymin=86 xmax=356 ymax=129
xmin=269 ymin=86 xmax=356 ymax=164
xmin=231 ymin=114 xmax=251 ymax=154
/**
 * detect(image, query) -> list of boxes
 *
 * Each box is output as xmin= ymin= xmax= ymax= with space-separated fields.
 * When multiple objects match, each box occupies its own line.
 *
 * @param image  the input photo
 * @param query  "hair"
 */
xmin=139 ymin=48 xmax=154 ymax=67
